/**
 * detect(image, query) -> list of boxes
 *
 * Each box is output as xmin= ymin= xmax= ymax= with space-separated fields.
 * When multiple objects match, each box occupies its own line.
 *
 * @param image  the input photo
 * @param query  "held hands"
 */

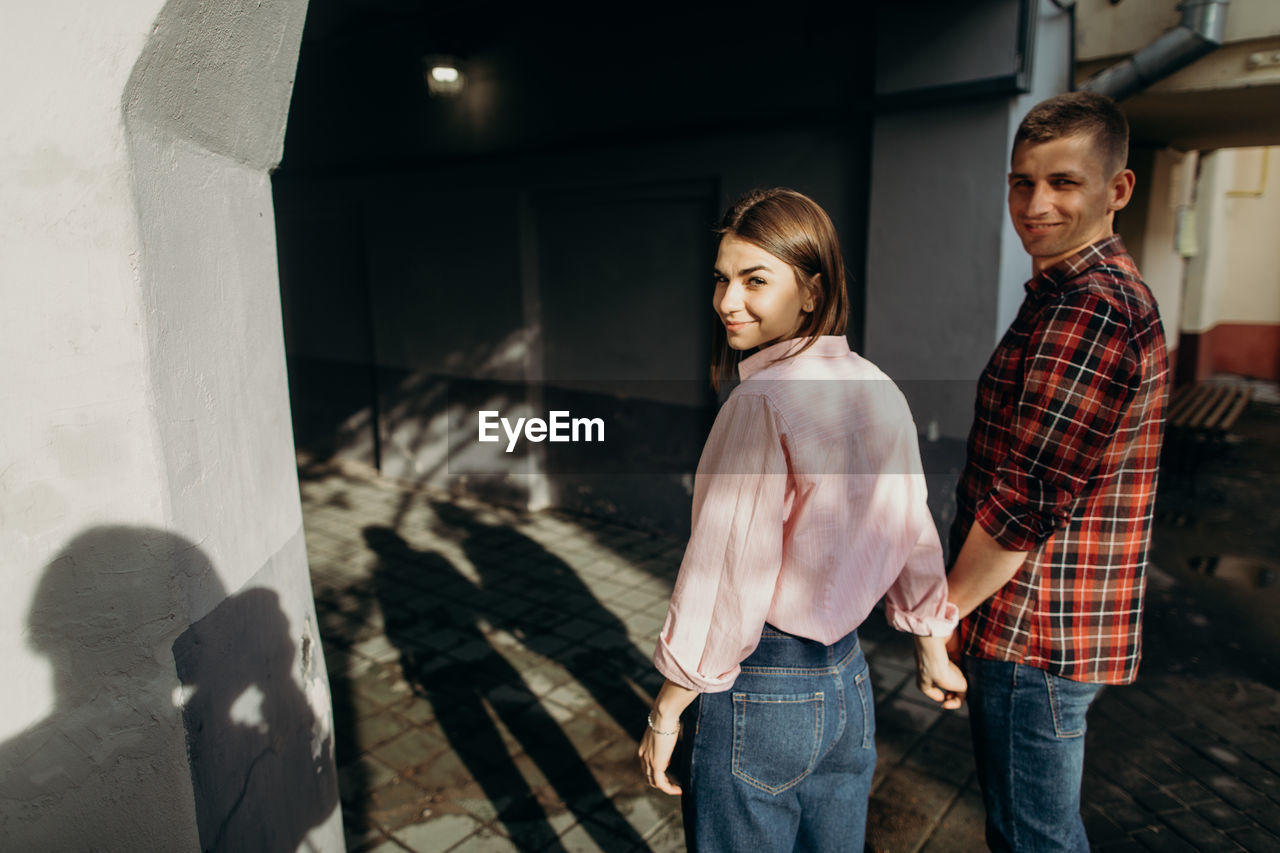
xmin=945 ymin=628 xmax=963 ymax=663
xmin=914 ymin=634 xmax=967 ymax=710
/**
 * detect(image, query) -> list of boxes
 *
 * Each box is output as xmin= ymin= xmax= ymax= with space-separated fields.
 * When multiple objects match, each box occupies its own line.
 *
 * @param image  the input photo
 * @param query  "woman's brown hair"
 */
xmin=711 ymin=188 xmax=850 ymax=389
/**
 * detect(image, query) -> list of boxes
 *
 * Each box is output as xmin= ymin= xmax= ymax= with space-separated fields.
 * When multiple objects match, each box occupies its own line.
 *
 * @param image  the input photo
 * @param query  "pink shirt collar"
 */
xmin=738 ymin=335 xmax=852 ymax=381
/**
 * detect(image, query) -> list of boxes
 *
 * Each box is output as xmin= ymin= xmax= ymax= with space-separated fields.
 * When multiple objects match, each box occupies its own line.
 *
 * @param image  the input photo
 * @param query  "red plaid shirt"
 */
xmin=950 ymin=235 xmax=1168 ymax=684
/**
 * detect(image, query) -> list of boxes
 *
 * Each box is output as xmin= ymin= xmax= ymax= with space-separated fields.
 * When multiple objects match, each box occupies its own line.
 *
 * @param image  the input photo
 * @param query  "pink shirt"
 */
xmin=653 ymin=336 xmax=958 ymax=693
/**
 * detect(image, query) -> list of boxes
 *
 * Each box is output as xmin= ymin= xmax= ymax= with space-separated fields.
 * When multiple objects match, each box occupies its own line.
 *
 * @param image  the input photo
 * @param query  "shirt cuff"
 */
xmin=974 ymin=490 xmax=1064 ymax=552
xmin=886 ymin=599 xmax=959 ymax=637
xmin=652 ymin=636 xmax=739 ymax=694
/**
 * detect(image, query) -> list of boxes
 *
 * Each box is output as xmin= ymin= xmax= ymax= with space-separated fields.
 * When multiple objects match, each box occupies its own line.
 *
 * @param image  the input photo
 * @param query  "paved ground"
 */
xmin=301 ymin=386 xmax=1280 ymax=852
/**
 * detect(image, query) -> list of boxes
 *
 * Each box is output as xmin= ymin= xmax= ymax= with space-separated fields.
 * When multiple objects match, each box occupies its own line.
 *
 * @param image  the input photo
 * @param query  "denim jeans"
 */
xmin=681 ymin=625 xmax=875 ymax=853
xmin=966 ymin=656 xmax=1105 ymax=853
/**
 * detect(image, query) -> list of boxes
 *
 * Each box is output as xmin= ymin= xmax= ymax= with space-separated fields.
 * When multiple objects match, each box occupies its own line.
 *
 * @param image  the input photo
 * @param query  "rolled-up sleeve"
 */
xmin=975 ymin=295 xmax=1141 ymax=551
xmin=885 ymin=499 xmax=959 ymax=636
xmin=653 ymin=393 xmax=789 ymax=693
xmin=879 ymin=390 xmax=958 ymax=637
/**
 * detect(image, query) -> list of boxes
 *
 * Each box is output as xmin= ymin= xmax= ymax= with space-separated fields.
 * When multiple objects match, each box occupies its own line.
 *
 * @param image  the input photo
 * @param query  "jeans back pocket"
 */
xmin=730 ymin=691 xmax=824 ymax=795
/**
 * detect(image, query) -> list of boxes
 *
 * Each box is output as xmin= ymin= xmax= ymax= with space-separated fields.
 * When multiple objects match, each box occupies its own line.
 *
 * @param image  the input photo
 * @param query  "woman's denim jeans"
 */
xmin=966 ymin=656 xmax=1104 ymax=853
xmin=682 ymin=625 xmax=875 ymax=853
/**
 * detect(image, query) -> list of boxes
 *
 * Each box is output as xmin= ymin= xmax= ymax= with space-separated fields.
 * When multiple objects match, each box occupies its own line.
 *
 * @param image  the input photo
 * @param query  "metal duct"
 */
xmin=1081 ymin=0 xmax=1230 ymax=101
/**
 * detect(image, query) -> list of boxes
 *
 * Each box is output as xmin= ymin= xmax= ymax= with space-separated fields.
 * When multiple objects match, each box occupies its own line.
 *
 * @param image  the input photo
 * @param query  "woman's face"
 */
xmin=713 ymin=234 xmax=811 ymax=351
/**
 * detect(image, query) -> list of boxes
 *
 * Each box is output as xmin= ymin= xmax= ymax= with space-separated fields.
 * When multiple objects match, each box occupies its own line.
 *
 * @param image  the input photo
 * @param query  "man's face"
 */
xmin=1008 ymin=133 xmax=1134 ymax=275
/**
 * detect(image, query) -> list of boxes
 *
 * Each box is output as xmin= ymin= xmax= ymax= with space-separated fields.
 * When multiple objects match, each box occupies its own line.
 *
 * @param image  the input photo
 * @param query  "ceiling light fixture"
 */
xmin=423 ymin=56 xmax=466 ymax=97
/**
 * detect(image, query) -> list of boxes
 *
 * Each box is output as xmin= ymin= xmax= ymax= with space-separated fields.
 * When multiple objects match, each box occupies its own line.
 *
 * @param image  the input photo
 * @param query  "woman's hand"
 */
xmin=638 ymin=680 xmax=698 ymax=795
xmin=914 ymin=634 xmax=967 ymax=710
xmin=639 ymin=714 xmax=683 ymax=795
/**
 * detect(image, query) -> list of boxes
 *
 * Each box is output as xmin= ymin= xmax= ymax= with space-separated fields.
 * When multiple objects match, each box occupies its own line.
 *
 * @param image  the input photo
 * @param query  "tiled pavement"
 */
xmin=300 ymin=395 xmax=1280 ymax=852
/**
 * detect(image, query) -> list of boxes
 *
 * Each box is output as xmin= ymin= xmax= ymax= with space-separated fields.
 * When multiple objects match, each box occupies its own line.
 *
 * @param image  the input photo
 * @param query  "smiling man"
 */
xmin=940 ymin=92 xmax=1169 ymax=851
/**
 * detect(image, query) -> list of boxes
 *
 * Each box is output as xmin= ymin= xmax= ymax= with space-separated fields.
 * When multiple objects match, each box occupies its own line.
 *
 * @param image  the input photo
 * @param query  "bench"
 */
xmin=1162 ymin=381 xmax=1251 ymax=490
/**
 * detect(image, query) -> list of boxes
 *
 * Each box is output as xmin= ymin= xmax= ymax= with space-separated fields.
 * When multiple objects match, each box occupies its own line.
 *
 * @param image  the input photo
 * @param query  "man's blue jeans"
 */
xmin=681 ymin=626 xmax=875 ymax=853
xmin=966 ymin=656 xmax=1104 ymax=853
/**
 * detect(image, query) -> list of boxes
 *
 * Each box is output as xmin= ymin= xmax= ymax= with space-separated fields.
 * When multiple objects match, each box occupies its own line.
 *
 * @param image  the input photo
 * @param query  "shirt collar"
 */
xmin=738 ymin=335 xmax=851 ymax=381
xmin=1027 ymin=234 xmax=1127 ymax=295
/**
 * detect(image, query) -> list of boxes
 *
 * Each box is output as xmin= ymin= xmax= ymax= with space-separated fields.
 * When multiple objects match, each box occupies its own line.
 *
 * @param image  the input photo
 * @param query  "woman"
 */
xmin=638 ymin=188 xmax=965 ymax=852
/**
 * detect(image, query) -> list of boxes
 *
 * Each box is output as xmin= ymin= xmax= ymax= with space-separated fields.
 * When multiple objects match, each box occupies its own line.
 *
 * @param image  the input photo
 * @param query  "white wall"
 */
xmin=1124 ymin=147 xmax=1198 ymax=352
xmin=1183 ymin=147 xmax=1280 ymax=334
xmin=1 ymin=0 xmax=172 ymax=807
xmin=1183 ymin=153 xmax=1228 ymax=334
xmin=1216 ymin=148 xmax=1280 ymax=325
xmin=0 ymin=1 xmax=342 ymax=850
xmin=1 ymin=0 xmax=163 ymax=753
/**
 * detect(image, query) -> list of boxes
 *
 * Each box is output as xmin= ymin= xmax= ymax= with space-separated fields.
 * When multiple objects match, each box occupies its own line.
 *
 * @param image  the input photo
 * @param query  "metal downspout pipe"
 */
xmin=1081 ymin=0 xmax=1230 ymax=100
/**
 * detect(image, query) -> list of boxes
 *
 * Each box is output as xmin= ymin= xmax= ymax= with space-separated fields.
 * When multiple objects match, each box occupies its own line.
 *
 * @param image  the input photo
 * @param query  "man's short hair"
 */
xmin=1013 ymin=91 xmax=1130 ymax=176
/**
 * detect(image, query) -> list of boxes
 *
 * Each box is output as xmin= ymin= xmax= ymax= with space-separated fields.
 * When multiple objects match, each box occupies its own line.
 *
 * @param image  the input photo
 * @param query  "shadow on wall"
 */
xmin=175 ymin=585 xmax=339 ymax=852
xmin=0 ymin=527 xmax=339 ymax=852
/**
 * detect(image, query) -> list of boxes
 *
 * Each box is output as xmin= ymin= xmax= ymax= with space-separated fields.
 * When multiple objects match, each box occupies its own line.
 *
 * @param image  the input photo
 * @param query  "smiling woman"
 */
xmin=713 ymin=235 xmax=812 ymax=351
xmin=707 ymin=189 xmax=850 ymax=389
xmin=637 ymin=188 xmax=964 ymax=853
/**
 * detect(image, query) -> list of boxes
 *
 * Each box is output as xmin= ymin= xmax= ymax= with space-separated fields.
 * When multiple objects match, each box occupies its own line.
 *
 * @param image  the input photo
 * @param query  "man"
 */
xmin=941 ymin=91 xmax=1168 ymax=851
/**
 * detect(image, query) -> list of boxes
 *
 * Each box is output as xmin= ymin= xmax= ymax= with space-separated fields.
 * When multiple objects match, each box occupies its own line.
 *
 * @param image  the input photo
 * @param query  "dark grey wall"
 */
xmin=863 ymin=0 xmax=1073 ymax=549
xmin=273 ymin=0 xmax=875 ymax=534
xmin=274 ymin=126 xmax=866 ymax=533
xmin=282 ymin=0 xmax=871 ymax=171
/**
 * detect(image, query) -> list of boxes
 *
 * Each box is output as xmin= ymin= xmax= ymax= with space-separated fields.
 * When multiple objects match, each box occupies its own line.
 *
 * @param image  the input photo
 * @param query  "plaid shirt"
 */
xmin=950 ymin=235 xmax=1168 ymax=684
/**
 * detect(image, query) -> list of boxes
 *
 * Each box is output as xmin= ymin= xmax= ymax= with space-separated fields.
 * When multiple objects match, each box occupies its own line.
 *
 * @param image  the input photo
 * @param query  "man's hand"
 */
xmin=915 ymin=634 xmax=967 ymax=710
xmin=946 ymin=629 xmax=963 ymax=664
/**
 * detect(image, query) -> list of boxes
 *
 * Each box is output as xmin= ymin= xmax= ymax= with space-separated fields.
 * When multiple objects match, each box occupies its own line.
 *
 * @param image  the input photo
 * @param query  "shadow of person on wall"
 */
xmin=174 ymin=585 xmax=339 ymax=852
xmin=0 ymin=527 xmax=339 ymax=852
xmin=307 ymin=564 xmax=379 ymax=845
xmin=364 ymin=524 xmax=647 ymax=853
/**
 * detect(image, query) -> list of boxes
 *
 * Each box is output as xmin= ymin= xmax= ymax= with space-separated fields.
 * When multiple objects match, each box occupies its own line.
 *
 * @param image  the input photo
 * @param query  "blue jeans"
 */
xmin=966 ymin=656 xmax=1104 ymax=853
xmin=681 ymin=626 xmax=875 ymax=853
